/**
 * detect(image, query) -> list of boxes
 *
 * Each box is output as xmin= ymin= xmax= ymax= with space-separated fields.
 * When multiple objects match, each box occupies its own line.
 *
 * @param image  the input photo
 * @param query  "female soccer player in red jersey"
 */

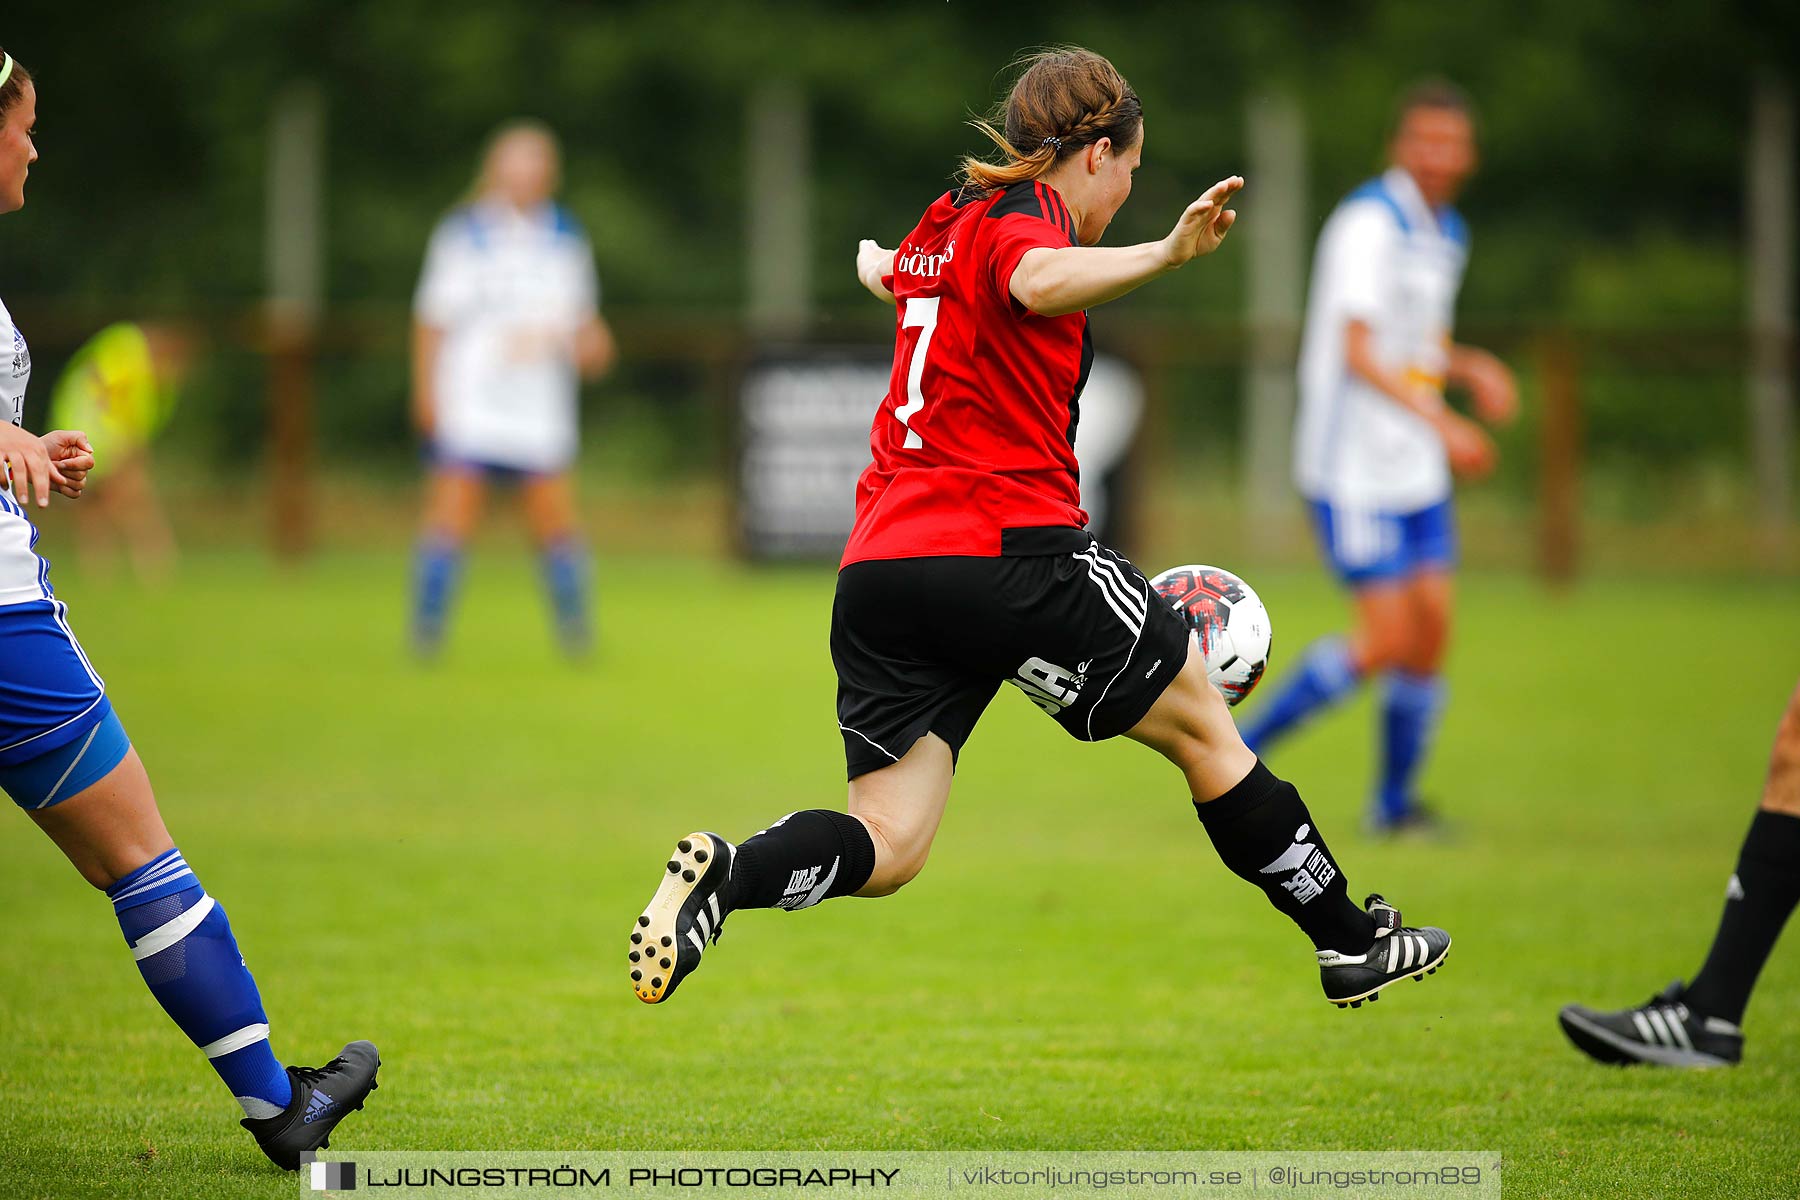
xmin=0 ymin=47 xmax=376 ymax=1169
xmin=630 ymin=47 xmax=1451 ymax=1011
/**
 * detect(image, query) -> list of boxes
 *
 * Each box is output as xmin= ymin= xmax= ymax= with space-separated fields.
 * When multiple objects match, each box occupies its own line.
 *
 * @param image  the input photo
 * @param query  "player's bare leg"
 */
xmin=521 ymin=471 xmax=594 ymax=656
xmin=1129 ymin=639 xmax=1450 ymax=1007
xmin=26 ymin=747 xmax=378 ymax=1166
xmin=848 ymin=732 xmax=954 ymax=895
xmin=411 ymin=467 xmax=486 ymax=657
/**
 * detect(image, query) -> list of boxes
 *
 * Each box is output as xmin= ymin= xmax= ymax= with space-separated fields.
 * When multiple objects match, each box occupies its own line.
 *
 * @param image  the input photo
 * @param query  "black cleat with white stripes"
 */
xmin=1558 ymin=982 xmax=1743 ymax=1068
xmin=1316 ymin=894 xmax=1451 ymax=1008
xmin=630 ymin=832 xmax=734 ymax=1004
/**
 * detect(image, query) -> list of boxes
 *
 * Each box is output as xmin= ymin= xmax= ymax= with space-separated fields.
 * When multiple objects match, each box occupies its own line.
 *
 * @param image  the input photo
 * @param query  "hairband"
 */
xmin=1040 ymin=136 xmax=1062 ymax=152
xmin=0 ymin=55 xmax=13 ymax=92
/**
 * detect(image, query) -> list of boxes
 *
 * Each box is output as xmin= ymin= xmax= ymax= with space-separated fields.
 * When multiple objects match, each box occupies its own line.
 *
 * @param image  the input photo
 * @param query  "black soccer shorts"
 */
xmin=830 ymin=536 xmax=1191 ymax=780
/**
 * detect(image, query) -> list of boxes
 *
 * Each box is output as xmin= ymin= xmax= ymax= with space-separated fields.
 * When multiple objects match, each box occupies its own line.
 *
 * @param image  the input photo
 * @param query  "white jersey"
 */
xmin=413 ymin=201 xmax=600 ymax=472
xmin=1294 ymin=167 xmax=1469 ymax=511
xmin=0 ymin=295 xmax=47 ymax=607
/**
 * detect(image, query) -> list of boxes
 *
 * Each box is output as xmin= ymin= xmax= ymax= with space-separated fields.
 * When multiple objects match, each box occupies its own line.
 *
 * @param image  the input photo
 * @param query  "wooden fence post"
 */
xmin=1538 ymin=334 xmax=1582 ymax=585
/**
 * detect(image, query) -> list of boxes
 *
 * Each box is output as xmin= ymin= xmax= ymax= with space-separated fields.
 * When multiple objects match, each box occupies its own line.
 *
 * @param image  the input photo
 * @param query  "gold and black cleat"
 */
xmin=630 ymin=832 xmax=732 ymax=1004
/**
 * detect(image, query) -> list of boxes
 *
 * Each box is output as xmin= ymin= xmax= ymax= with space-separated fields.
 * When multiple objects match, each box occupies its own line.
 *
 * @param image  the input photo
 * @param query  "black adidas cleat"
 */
xmin=241 ymin=1040 xmax=380 ymax=1170
xmin=631 ymin=832 xmax=732 ymax=1004
xmin=1317 ymin=894 xmax=1451 ymax=1008
xmin=1558 ymin=982 xmax=1743 ymax=1068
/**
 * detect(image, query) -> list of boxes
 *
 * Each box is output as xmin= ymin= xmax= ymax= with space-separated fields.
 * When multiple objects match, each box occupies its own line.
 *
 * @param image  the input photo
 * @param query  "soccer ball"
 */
xmin=1149 ymin=564 xmax=1273 ymax=706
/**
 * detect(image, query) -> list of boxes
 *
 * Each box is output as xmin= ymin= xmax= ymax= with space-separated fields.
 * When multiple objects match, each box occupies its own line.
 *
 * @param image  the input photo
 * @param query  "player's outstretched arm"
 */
xmin=856 ymin=240 xmax=897 ymax=306
xmin=1009 ymin=176 xmax=1243 ymax=318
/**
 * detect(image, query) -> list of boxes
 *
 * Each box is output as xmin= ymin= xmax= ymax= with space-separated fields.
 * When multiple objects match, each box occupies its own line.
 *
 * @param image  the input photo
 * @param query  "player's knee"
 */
xmin=1354 ymin=623 xmax=1406 ymax=672
xmin=853 ymin=811 xmax=934 ymax=896
xmin=1146 ymin=668 xmax=1238 ymax=775
xmin=861 ymin=847 xmax=930 ymax=896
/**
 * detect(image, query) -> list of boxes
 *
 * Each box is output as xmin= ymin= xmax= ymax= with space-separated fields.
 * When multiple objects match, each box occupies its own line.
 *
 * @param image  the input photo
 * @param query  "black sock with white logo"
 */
xmin=1683 ymin=808 xmax=1800 ymax=1025
xmin=724 ymin=810 xmax=877 ymax=912
xmin=1195 ymin=761 xmax=1375 ymax=955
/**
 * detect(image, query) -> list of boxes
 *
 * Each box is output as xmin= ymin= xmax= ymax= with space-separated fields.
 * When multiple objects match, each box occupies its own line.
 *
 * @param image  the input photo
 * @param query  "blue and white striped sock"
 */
xmin=107 ymin=849 xmax=293 ymax=1119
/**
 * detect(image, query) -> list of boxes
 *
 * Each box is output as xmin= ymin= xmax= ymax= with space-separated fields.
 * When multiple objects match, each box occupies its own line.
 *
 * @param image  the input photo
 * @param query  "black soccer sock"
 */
xmin=1195 ymin=761 xmax=1375 ymax=955
xmin=1682 ymin=809 xmax=1800 ymax=1025
xmin=724 ymin=810 xmax=878 ymax=912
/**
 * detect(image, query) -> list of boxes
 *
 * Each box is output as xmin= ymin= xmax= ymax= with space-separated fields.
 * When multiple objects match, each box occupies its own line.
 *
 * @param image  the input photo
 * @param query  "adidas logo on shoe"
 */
xmin=303 ymin=1090 xmax=340 ymax=1125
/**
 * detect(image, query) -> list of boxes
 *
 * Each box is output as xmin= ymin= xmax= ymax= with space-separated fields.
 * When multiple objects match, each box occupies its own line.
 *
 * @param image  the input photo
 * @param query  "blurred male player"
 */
xmin=1239 ymin=81 xmax=1516 ymax=834
xmin=1560 ymin=678 xmax=1800 ymax=1067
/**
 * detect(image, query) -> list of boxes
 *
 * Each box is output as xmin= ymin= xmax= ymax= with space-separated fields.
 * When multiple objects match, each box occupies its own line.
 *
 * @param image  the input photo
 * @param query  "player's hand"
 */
xmin=1161 ymin=176 xmax=1243 ymax=267
xmin=1439 ymin=412 xmax=1497 ymax=479
xmin=856 ymin=239 xmax=890 ymax=286
xmin=40 ymin=430 xmax=95 ymax=499
xmin=1461 ymin=350 xmax=1519 ymax=426
xmin=0 ymin=422 xmax=58 ymax=508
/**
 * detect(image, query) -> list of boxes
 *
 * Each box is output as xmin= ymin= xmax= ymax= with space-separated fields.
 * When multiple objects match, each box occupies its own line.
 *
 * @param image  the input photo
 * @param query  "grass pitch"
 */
xmin=1 ymin=550 xmax=1796 ymax=1198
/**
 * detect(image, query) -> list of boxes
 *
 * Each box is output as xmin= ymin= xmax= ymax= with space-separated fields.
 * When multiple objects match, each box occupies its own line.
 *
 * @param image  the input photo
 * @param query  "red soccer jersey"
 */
xmin=840 ymin=180 xmax=1095 ymax=566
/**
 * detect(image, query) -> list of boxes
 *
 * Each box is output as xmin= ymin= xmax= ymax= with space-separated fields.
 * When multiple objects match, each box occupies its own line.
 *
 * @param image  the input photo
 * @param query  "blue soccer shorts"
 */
xmin=1308 ymin=498 xmax=1457 ymax=587
xmin=0 ymin=599 xmax=130 ymax=810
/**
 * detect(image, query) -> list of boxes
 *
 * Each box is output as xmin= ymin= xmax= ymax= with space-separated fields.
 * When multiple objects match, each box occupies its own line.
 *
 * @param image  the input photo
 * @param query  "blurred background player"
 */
xmin=410 ymin=120 xmax=616 ymax=659
xmin=0 ymin=48 xmax=377 ymax=1170
xmin=1239 ymin=81 xmax=1518 ymax=835
xmin=49 ymin=320 xmax=187 ymax=582
xmin=1559 ymin=677 xmax=1800 ymax=1067
xmin=629 ymin=48 xmax=1451 ymax=1015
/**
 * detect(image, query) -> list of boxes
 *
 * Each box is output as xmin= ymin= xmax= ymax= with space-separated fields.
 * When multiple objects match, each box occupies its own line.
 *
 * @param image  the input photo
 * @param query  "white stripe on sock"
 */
xmin=109 ymin=856 xmax=194 ymax=904
xmin=110 ymin=868 xmax=197 ymax=906
xmin=129 ymin=895 xmax=215 ymax=961
xmin=199 ymin=1022 xmax=270 ymax=1059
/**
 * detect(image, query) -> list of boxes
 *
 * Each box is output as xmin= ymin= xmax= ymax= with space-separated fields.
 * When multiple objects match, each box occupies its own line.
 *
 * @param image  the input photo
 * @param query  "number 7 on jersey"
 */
xmin=894 ymin=295 xmax=940 ymax=449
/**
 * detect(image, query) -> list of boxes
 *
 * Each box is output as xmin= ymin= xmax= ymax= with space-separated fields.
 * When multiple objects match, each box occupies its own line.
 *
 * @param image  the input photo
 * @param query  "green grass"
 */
xmin=1 ymin=550 xmax=1797 ymax=1198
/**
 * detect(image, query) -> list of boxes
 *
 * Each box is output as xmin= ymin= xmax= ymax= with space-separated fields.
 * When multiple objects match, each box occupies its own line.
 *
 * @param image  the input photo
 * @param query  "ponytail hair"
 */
xmin=0 ymin=46 xmax=31 ymax=118
xmin=958 ymin=46 xmax=1142 ymax=196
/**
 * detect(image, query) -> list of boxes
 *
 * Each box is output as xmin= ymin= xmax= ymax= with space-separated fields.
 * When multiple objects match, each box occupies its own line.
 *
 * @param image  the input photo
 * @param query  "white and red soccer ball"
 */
xmin=1149 ymin=564 xmax=1273 ymax=707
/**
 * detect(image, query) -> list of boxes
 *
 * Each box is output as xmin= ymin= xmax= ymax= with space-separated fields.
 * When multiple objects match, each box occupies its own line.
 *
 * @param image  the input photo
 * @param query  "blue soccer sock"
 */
xmin=411 ymin=537 xmax=464 ymax=653
xmin=1239 ymin=636 xmax=1362 ymax=755
xmin=1376 ymin=670 xmax=1447 ymax=823
xmin=540 ymin=537 xmax=593 ymax=653
xmin=107 ymin=848 xmax=293 ymax=1119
